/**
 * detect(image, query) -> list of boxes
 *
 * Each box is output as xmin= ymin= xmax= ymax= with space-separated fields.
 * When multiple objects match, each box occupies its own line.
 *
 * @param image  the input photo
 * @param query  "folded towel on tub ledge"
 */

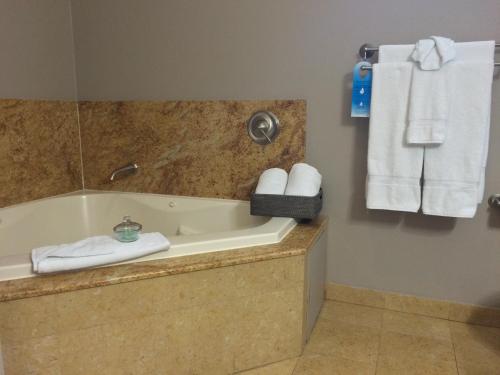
xmin=31 ymin=232 xmax=170 ymax=274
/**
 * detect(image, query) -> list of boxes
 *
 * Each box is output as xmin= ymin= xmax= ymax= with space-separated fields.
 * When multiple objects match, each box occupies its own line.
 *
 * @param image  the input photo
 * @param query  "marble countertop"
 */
xmin=0 ymin=217 xmax=327 ymax=302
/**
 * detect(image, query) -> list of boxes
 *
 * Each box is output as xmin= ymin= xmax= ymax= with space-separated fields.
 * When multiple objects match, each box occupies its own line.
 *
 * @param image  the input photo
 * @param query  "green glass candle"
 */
xmin=113 ymin=216 xmax=142 ymax=242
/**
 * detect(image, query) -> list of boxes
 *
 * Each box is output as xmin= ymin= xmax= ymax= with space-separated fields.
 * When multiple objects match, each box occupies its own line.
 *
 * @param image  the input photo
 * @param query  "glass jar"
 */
xmin=113 ymin=216 xmax=142 ymax=242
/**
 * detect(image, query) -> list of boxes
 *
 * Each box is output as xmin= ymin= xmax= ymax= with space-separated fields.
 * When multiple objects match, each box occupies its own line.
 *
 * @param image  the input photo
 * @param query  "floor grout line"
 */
xmin=290 ymin=356 xmax=299 ymax=375
xmin=373 ymin=310 xmax=386 ymax=375
xmin=250 ymin=300 xmax=492 ymax=374
xmin=327 ymin=298 xmax=500 ymax=329
xmin=449 ymin=321 xmax=461 ymax=375
xmin=250 ymin=300 xmax=491 ymax=375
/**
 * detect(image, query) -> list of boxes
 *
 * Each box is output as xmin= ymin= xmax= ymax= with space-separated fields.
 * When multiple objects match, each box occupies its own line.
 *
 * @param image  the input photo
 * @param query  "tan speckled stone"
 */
xmin=232 ymin=287 xmax=305 ymax=371
xmin=0 ymin=99 xmax=82 ymax=207
xmin=319 ymin=301 xmax=384 ymax=329
xmin=239 ymin=357 xmax=299 ymax=375
xmin=0 ymin=294 xmax=58 ymax=340
xmin=78 ymin=100 xmax=305 ymax=200
xmin=377 ymin=331 xmax=456 ymax=374
xmin=448 ymin=302 xmax=500 ymax=328
xmin=294 ymin=354 xmax=376 ymax=375
xmin=304 ymin=318 xmax=381 ymax=364
xmin=382 ymin=310 xmax=451 ymax=342
xmin=384 ymin=292 xmax=450 ymax=320
xmin=325 ymin=283 xmax=386 ymax=309
xmin=326 ymin=282 xmax=500 ymax=326
xmin=0 ymin=253 xmax=312 ymax=374
xmin=2 ymin=335 xmax=60 ymax=375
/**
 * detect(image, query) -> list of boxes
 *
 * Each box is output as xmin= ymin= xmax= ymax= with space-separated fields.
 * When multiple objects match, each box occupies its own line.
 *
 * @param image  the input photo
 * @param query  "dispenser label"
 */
xmin=351 ymin=61 xmax=372 ymax=117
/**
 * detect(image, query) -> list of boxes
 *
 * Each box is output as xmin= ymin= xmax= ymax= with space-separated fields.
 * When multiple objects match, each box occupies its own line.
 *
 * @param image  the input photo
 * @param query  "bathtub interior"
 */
xmin=0 ymin=191 xmax=296 ymax=280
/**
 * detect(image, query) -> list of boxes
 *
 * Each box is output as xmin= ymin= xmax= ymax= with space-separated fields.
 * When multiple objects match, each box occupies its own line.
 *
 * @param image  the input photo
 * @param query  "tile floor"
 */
xmin=238 ymin=300 xmax=500 ymax=374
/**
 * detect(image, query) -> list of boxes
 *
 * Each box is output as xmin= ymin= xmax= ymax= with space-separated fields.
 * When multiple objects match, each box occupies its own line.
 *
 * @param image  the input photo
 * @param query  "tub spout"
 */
xmin=109 ymin=163 xmax=139 ymax=181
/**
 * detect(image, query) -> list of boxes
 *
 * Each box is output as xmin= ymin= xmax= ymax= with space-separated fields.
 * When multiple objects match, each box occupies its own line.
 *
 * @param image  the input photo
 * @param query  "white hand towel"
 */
xmin=407 ymin=63 xmax=452 ymax=144
xmin=366 ymin=62 xmax=423 ymax=212
xmin=379 ymin=41 xmax=494 ymax=64
xmin=255 ymin=168 xmax=288 ymax=195
xmin=423 ymin=60 xmax=494 ymax=217
xmin=32 ymin=232 xmax=170 ymax=273
xmin=411 ymin=36 xmax=456 ymax=71
xmin=284 ymin=163 xmax=322 ymax=197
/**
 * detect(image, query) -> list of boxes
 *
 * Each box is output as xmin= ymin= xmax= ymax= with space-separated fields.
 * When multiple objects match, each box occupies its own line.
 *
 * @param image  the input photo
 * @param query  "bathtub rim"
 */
xmin=0 ymin=217 xmax=327 ymax=302
xmin=0 ymin=190 xmax=298 ymax=282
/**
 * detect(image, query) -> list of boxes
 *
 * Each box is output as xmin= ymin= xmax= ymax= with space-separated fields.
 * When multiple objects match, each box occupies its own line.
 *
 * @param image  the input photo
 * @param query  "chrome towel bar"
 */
xmin=358 ymin=43 xmax=500 ymax=70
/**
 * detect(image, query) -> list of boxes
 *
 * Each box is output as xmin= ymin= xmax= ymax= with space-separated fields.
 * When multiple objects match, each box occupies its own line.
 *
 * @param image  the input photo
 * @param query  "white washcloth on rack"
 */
xmin=284 ymin=163 xmax=322 ymax=197
xmin=407 ymin=63 xmax=452 ymax=144
xmin=411 ymin=36 xmax=456 ymax=71
xmin=366 ymin=62 xmax=423 ymax=212
xmin=407 ymin=37 xmax=455 ymax=144
xmin=255 ymin=168 xmax=288 ymax=195
xmin=32 ymin=232 xmax=170 ymax=274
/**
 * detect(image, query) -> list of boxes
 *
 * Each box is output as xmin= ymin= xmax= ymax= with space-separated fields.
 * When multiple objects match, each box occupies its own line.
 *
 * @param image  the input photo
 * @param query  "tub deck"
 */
xmin=0 ymin=217 xmax=327 ymax=302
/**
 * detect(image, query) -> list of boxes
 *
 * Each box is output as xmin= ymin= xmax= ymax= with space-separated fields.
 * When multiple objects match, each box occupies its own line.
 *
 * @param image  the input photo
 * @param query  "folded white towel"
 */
xmin=32 ymin=232 xmax=170 ymax=273
xmin=423 ymin=60 xmax=494 ymax=217
xmin=255 ymin=168 xmax=288 ymax=195
xmin=366 ymin=62 xmax=423 ymax=212
xmin=284 ymin=163 xmax=322 ymax=197
xmin=411 ymin=36 xmax=456 ymax=71
xmin=379 ymin=41 xmax=494 ymax=64
xmin=406 ymin=37 xmax=455 ymax=144
xmin=407 ymin=63 xmax=452 ymax=144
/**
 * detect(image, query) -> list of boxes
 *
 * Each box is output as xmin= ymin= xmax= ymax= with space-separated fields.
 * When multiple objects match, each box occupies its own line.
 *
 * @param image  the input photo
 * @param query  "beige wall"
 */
xmin=71 ymin=0 xmax=500 ymax=307
xmin=0 ymin=1 xmax=82 ymax=206
xmin=0 ymin=0 xmax=77 ymax=100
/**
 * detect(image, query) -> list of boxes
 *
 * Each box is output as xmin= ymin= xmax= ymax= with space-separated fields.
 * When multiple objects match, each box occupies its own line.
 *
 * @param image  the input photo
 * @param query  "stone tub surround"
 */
xmin=0 ymin=219 xmax=326 ymax=374
xmin=0 ymin=99 xmax=82 ymax=207
xmin=0 ymin=99 xmax=305 ymax=207
xmin=0 ymin=257 xmax=305 ymax=374
xmin=78 ymin=100 xmax=305 ymax=200
xmin=326 ymin=282 xmax=500 ymax=329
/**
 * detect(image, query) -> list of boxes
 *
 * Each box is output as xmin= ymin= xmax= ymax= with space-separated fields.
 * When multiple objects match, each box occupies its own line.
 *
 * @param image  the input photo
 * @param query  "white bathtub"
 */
xmin=0 ymin=191 xmax=296 ymax=281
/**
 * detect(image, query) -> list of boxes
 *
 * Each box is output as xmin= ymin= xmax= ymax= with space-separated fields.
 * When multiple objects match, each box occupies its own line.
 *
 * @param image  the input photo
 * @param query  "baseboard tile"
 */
xmin=325 ymin=282 xmax=500 ymax=328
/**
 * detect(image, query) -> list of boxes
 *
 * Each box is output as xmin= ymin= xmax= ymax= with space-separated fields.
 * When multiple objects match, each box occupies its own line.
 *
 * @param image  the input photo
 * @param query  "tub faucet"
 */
xmin=109 ymin=163 xmax=139 ymax=181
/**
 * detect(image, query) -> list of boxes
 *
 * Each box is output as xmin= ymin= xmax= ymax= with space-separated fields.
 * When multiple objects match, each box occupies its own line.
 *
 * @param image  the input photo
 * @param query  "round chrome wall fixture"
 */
xmin=488 ymin=194 xmax=500 ymax=208
xmin=247 ymin=111 xmax=280 ymax=145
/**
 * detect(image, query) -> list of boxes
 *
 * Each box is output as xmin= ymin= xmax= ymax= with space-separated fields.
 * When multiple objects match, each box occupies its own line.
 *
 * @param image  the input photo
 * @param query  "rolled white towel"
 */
xmin=284 ymin=163 xmax=322 ymax=197
xmin=411 ymin=36 xmax=456 ymax=71
xmin=255 ymin=168 xmax=288 ymax=195
xmin=31 ymin=232 xmax=170 ymax=274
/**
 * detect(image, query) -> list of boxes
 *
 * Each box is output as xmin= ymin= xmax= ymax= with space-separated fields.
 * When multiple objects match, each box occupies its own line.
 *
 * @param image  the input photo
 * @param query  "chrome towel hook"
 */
xmin=488 ymin=194 xmax=500 ymax=208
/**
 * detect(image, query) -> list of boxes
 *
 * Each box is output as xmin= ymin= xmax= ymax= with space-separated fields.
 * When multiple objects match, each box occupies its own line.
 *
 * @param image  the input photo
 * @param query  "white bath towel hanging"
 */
xmin=366 ymin=60 xmax=423 ymax=212
xmin=422 ymin=60 xmax=495 ymax=217
xmin=370 ymin=40 xmax=495 ymax=217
